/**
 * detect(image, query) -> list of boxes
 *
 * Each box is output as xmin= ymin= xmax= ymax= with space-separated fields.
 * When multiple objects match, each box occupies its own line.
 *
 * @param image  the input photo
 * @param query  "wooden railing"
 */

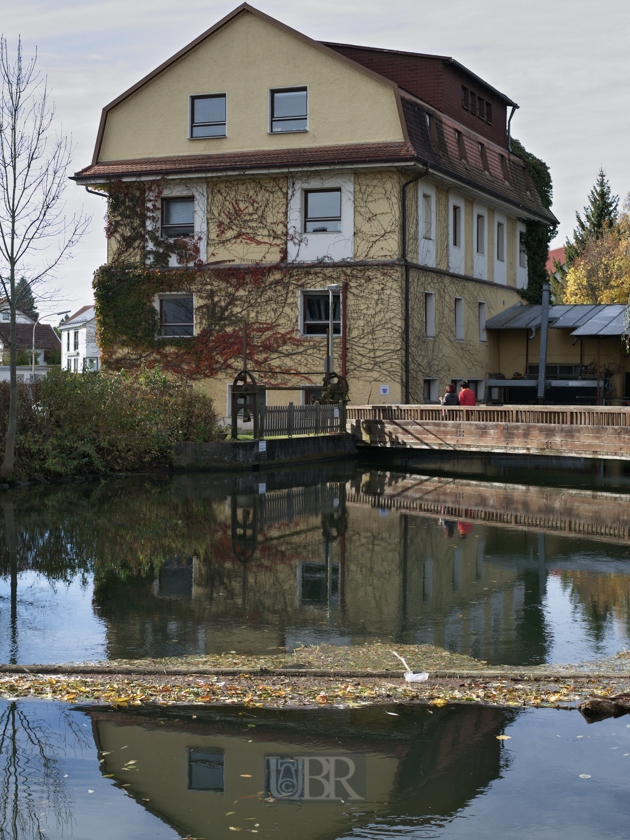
xmin=346 ymin=404 xmax=630 ymax=427
xmin=261 ymin=401 xmax=344 ymax=438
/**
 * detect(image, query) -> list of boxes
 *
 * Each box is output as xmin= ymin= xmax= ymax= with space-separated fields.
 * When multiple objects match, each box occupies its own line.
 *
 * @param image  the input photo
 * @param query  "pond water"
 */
xmin=1 ymin=699 xmax=628 ymax=840
xmin=1 ymin=459 xmax=630 ymax=666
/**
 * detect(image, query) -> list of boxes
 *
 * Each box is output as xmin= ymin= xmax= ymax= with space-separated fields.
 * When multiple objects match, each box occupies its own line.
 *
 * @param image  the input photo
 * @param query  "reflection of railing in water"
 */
xmin=346 ymin=480 xmax=630 ymax=544
xmin=253 ymin=483 xmax=345 ymax=530
xmin=230 ymin=483 xmax=346 ymax=563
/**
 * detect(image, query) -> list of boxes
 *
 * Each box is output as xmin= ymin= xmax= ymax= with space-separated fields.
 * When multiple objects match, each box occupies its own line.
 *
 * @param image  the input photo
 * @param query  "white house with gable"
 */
xmin=59 ymin=306 xmax=100 ymax=372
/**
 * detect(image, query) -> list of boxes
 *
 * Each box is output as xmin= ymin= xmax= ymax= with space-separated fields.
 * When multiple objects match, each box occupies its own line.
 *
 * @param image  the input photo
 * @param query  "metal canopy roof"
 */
xmin=485 ymin=303 xmax=629 ymax=337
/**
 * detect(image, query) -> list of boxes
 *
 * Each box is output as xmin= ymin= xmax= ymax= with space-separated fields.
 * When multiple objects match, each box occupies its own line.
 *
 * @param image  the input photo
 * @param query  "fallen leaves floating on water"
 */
xmin=496 ymin=735 xmax=511 ymax=740
xmin=0 ymin=643 xmax=627 ymax=711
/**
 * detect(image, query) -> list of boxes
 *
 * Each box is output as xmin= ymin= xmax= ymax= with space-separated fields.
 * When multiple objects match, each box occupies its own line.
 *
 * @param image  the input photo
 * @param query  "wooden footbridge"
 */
xmin=347 ymin=404 xmax=630 ymax=461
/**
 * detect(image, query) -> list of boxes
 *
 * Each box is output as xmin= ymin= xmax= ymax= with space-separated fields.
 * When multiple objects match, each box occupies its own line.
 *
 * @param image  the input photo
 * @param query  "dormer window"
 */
xmin=462 ymin=86 xmax=470 ymax=110
xmin=455 ymin=130 xmax=467 ymax=162
xmin=479 ymin=142 xmax=490 ymax=172
xmin=270 ymin=87 xmax=307 ymax=133
xmin=190 ymin=94 xmax=226 ymax=138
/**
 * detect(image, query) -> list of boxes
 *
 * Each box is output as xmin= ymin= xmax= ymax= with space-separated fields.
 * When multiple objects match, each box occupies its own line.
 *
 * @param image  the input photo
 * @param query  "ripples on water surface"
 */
xmin=0 ymin=700 xmax=628 ymax=839
xmin=0 ymin=458 xmax=629 ymax=665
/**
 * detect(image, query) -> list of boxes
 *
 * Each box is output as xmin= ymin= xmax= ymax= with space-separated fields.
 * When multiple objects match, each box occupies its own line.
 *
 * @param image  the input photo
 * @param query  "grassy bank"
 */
xmin=0 ymin=367 xmax=218 ymax=480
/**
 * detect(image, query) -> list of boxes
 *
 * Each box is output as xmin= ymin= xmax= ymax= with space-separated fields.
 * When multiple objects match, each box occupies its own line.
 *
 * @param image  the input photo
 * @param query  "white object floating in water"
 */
xmin=391 ymin=650 xmax=429 ymax=682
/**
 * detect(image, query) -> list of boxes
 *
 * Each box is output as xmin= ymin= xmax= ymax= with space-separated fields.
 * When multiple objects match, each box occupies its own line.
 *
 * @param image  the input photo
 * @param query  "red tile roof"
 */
xmin=546 ymin=246 xmax=565 ymax=275
xmin=0 ymin=323 xmax=61 ymax=350
xmin=73 ymin=142 xmax=416 ymax=180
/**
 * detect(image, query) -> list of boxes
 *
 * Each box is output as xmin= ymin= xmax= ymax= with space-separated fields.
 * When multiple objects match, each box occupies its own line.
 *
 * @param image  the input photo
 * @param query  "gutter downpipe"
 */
xmin=537 ymin=283 xmax=550 ymax=404
xmin=507 ymin=105 xmax=519 ymax=153
xmin=402 ymin=161 xmax=430 ymax=404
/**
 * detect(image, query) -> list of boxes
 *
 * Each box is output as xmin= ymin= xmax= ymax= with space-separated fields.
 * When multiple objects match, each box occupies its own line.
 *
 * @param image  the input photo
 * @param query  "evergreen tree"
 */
xmin=14 ymin=277 xmax=38 ymax=320
xmin=565 ymin=169 xmax=619 ymax=267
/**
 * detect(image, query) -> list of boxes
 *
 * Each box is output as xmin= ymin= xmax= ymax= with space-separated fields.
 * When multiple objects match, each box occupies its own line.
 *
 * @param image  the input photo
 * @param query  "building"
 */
xmin=485 ymin=302 xmax=630 ymax=404
xmin=0 ymin=319 xmax=61 ymax=383
xmin=73 ymin=3 xmax=556 ymax=412
xmin=59 ymin=306 xmax=100 ymax=372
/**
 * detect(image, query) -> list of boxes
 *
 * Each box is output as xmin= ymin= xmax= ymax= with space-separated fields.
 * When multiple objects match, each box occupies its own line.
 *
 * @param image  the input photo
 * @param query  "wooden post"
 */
xmin=315 ymin=401 xmax=321 ymax=435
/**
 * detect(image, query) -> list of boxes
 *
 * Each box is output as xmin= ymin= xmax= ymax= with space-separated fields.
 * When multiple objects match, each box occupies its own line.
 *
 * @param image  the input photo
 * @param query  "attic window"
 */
xmin=270 ymin=87 xmax=307 ymax=133
xmin=455 ymin=130 xmax=467 ymax=162
xmin=190 ymin=94 xmax=226 ymax=138
xmin=500 ymin=155 xmax=511 ymax=183
xmin=485 ymin=103 xmax=493 ymax=125
xmin=470 ymin=92 xmax=477 ymax=116
xmin=479 ymin=142 xmax=490 ymax=172
xmin=523 ymin=166 xmax=534 ymax=195
xmin=426 ymin=113 xmax=440 ymax=146
xmin=462 ymin=86 xmax=470 ymax=110
xmin=478 ymin=97 xmax=485 ymax=121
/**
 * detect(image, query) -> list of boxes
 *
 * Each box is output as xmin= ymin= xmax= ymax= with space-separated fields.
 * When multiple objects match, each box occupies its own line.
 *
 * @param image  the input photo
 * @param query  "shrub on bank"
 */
xmin=0 ymin=367 xmax=219 ymax=479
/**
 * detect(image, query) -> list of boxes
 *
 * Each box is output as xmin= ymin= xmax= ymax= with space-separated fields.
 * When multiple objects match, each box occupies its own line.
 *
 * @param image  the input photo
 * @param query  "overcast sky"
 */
xmin=3 ymin=0 xmax=629 ymax=317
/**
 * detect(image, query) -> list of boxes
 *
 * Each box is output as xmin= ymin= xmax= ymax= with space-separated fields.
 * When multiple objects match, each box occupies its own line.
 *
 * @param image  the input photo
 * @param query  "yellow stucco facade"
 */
xmin=98 ymin=11 xmax=405 ymax=162
xmin=83 ymin=5 xmax=550 ymax=415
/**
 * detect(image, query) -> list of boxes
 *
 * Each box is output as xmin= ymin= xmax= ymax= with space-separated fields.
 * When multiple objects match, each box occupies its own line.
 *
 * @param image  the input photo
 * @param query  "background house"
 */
xmin=0 ymin=319 xmax=61 ymax=383
xmin=74 ymin=4 xmax=556 ymax=410
xmin=59 ymin=306 xmax=100 ymax=372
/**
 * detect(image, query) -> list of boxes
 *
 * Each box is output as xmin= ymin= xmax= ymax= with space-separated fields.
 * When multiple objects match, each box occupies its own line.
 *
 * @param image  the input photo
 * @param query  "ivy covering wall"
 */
xmin=511 ymin=138 xmax=557 ymax=305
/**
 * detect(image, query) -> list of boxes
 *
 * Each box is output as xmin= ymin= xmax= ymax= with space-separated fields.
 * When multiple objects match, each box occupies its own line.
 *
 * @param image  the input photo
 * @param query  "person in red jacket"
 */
xmin=458 ymin=380 xmax=476 ymax=406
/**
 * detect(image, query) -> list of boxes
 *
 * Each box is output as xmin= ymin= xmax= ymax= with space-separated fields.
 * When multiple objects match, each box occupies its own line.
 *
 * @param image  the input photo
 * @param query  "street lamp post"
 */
xmin=32 ymin=310 xmax=70 ymax=380
xmin=326 ymin=284 xmax=342 ymax=378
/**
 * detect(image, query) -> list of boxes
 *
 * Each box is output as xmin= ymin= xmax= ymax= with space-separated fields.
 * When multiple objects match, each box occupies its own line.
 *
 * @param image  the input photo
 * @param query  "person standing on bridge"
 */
xmin=458 ymin=381 xmax=476 ymax=406
xmin=440 ymin=384 xmax=459 ymax=406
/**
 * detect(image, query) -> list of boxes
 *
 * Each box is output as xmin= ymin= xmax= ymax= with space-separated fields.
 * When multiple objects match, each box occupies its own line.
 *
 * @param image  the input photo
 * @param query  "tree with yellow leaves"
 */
xmin=563 ymin=197 xmax=630 ymax=304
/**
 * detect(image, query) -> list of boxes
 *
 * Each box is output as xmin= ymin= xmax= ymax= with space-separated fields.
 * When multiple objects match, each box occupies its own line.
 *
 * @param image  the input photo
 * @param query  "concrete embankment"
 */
xmin=174 ymin=432 xmax=357 ymax=471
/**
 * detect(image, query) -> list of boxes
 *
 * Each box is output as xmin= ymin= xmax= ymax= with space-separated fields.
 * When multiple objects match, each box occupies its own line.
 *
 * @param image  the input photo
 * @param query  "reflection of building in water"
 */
xmin=92 ymin=471 xmax=630 ymax=664
xmin=87 ymin=704 xmax=514 ymax=840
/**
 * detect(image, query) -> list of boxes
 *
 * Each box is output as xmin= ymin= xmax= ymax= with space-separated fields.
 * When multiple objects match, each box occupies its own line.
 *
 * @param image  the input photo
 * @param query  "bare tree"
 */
xmin=0 ymin=37 xmax=88 ymax=479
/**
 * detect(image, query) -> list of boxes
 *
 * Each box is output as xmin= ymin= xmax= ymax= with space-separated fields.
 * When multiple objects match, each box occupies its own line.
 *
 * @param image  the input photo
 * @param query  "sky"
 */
xmin=2 ymin=0 xmax=629 ymax=319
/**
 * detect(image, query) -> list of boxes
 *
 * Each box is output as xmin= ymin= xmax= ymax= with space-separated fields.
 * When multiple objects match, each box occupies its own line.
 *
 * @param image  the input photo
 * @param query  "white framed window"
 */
xmin=423 ymin=378 xmax=438 ymax=403
xmin=287 ymin=173 xmax=354 ymax=263
xmin=497 ymin=221 xmax=505 ymax=262
xmin=189 ymin=93 xmax=226 ymax=139
xmin=73 ymin=331 xmax=79 ymax=351
xmin=304 ymin=190 xmax=341 ymax=233
xmin=478 ymin=301 xmax=487 ymax=342
xmin=423 ymin=193 xmax=433 ymax=239
xmin=448 ymin=193 xmax=465 ymax=274
xmin=73 ymin=358 xmax=78 ymax=372
xmin=157 ymin=295 xmax=194 ymax=337
xmin=300 ymin=290 xmax=341 ymax=336
xmin=66 ymin=332 xmax=70 ymax=352
xmin=494 ymin=212 xmax=508 ymax=285
xmin=161 ymin=197 xmax=195 ymax=239
xmin=270 ymin=87 xmax=307 ymax=133
xmin=454 ymin=297 xmax=464 ymax=342
xmin=452 ymin=204 xmax=462 ymax=248
xmin=418 ymin=182 xmax=436 ymax=267
xmin=476 ymin=214 xmax=485 ymax=255
xmin=2 ymin=313 xmax=8 ymax=321
xmin=424 ymin=291 xmax=435 ymax=338
xmin=516 ymin=222 xmax=528 ymax=289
